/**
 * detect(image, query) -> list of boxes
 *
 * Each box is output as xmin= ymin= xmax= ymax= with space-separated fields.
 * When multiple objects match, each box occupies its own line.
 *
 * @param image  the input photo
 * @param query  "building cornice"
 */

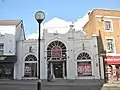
xmin=95 ymin=15 xmax=120 ymax=19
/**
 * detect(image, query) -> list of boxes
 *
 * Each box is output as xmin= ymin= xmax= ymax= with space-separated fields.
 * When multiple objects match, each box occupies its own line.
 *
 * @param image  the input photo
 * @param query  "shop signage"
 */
xmin=0 ymin=55 xmax=16 ymax=63
xmin=77 ymin=62 xmax=92 ymax=76
xmin=52 ymin=46 xmax=62 ymax=58
xmin=105 ymin=56 xmax=120 ymax=64
xmin=105 ymin=56 xmax=120 ymax=60
xmin=0 ymin=57 xmax=6 ymax=60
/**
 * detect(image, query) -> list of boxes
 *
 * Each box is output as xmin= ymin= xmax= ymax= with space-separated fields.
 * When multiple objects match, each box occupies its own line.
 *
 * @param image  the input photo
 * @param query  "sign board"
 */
xmin=51 ymin=46 xmax=62 ymax=58
xmin=77 ymin=62 xmax=92 ymax=76
xmin=0 ymin=57 xmax=6 ymax=60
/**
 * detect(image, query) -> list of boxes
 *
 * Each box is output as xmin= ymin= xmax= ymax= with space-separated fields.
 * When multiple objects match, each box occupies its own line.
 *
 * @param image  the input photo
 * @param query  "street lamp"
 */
xmin=35 ymin=11 xmax=45 ymax=90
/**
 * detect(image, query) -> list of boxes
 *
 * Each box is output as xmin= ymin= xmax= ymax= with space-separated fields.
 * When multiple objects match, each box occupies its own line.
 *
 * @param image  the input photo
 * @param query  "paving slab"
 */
xmin=101 ymin=80 xmax=120 ymax=90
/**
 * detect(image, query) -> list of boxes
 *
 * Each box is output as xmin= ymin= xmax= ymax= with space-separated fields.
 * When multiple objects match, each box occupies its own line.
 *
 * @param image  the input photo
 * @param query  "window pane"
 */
xmin=105 ymin=21 xmax=111 ymax=30
xmin=106 ymin=39 xmax=114 ymax=53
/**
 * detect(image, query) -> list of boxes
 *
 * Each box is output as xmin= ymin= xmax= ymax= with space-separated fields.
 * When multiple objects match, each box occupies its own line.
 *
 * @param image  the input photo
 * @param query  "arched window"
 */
xmin=77 ymin=52 xmax=91 ymax=60
xmin=47 ymin=41 xmax=67 ymax=60
xmin=77 ymin=52 xmax=92 ymax=77
xmin=24 ymin=54 xmax=37 ymax=77
xmin=25 ymin=54 xmax=37 ymax=61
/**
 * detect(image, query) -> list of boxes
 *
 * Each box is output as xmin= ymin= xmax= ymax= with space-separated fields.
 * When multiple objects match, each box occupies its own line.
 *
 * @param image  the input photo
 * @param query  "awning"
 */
xmin=105 ymin=56 xmax=120 ymax=64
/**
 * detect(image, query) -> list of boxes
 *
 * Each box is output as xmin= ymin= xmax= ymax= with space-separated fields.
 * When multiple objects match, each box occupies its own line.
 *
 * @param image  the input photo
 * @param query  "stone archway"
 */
xmin=24 ymin=54 xmax=37 ymax=77
xmin=47 ymin=41 xmax=67 ymax=78
xmin=77 ymin=52 xmax=92 ymax=77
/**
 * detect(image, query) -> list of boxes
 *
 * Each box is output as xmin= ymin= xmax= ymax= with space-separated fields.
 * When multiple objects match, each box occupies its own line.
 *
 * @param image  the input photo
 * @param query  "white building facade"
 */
xmin=0 ymin=20 xmax=25 ymax=79
xmin=16 ymin=18 xmax=105 ymax=80
xmin=0 ymin=18 xmax=105 ymax=80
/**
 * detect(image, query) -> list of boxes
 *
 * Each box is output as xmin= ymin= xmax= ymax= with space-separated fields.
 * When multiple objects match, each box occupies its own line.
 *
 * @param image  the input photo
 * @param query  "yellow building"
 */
xmin=83 ymin=9 xmax=120 ymax=77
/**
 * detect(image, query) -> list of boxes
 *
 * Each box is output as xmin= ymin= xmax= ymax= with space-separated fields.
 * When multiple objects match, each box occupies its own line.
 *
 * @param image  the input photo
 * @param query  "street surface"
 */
xmin=0 ymin=79 xmax=104 ymax=90
xmin=0 ymin=84 xmax=102 ymax=90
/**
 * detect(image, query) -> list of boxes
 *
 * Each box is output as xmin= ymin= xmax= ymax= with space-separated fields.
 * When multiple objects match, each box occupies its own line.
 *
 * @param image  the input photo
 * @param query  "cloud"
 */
xmin=26 ymin=15 xmax=89 ymax=39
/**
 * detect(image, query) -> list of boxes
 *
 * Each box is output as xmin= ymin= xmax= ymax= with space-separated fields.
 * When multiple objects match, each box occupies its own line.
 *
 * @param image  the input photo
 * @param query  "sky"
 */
xmin=0 ymin=0 xmax=120 ymax=36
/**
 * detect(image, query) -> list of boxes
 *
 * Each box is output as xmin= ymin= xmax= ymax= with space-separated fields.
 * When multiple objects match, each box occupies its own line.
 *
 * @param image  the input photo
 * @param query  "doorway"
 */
xmin=52 ymin=62 xmax=63 ymax=78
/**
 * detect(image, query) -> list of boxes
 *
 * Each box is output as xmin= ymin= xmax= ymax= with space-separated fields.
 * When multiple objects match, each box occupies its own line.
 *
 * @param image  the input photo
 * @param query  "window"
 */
xmin=47 ymin=41 xmax=67 ymax=60
xmin=77 ymin=52 xmax=92 ymax=76
xmin=106 ymin=39 xmax=114 ymax=53
xmin=77 ymin=52 xmax=91 ymax=60
xmin=24 ymin=54 xmax=37 ymax=77
xmin=0 ymin=44 xmax=4 ymax=55
xmin=77 ymin=61 xmax=92 ymax=76
xmin=104 ymin=20 xmax=113 ymax=32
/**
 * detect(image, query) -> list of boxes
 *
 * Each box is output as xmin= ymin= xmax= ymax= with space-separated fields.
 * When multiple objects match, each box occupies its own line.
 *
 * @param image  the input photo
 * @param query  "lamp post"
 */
xmin=35 ymin=11 xmax=45 ymax=90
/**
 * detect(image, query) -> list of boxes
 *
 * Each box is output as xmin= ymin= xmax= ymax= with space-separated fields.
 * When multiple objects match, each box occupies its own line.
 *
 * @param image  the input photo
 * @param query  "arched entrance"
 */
xmin=77 ymin=52 xmax=92 ymax=77
xmin=47 ymin=41 xmax=67 ymax=78
xmin=24 ymin=54 xmax=37 ymax=77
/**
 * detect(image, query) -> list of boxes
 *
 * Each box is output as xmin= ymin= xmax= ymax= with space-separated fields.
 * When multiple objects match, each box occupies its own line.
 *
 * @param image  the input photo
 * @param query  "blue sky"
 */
xmin=0 ymin=0 xmax=120 ymax=36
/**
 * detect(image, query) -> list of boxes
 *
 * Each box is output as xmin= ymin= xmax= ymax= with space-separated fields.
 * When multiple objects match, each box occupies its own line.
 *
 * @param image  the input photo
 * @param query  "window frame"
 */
xmin=76 ymin=52 xmax=93 ymax=77
xmin=104 ymin=20 xmax=113 ymax=32
xmin=105 ymin=38 xmax=116 ymax=54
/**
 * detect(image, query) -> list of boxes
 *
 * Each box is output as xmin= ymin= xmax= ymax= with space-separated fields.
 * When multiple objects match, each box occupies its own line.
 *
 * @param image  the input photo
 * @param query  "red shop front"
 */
xmin=105 ymin=56 xmax=120 ymax=65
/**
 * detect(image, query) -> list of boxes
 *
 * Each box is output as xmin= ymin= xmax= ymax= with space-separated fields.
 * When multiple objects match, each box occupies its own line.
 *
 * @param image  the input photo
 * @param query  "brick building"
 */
xmin=83 ymin=9 xmax=120 ymax=77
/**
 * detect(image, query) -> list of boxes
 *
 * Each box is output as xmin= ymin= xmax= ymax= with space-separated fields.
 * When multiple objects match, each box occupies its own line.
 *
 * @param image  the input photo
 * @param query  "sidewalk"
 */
xmin=0 ymin=79 xmax=104 ymax=86
xmin=101 ymin=79 xmax=120 ymax=90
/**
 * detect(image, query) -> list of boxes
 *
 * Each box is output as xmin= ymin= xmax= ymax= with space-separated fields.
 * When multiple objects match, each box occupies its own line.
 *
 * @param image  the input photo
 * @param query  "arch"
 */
xmin=24 ymin=53 xmax=37 ymax=78
xmin=75 ymin=50 xmax=93 ymax=60
xmin=47 ymin=40 xmax=67 ymax=60
xmin=45 ymin=38 xmax=69 ymax=51
xmin=77 ymin=52 xmax=91 ymax=60
xmin=25 ymin=54 xmax=37 ymax=61
xmin=76 ymin=51 xmax=93 ymax=77
xmin=23 ymin=53 xmax=37 ymax=62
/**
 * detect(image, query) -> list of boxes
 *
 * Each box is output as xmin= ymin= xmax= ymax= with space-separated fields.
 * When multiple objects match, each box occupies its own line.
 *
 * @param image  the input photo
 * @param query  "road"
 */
xmin=0 ymin=84 xmax=102 ymax=90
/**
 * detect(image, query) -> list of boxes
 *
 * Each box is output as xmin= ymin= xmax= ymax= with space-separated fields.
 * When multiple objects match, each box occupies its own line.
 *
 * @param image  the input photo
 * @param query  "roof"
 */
xmin=92 ymin=8 xmax=120 ymax=12
xmin=0 ymin=20 xmax=22 ymax=26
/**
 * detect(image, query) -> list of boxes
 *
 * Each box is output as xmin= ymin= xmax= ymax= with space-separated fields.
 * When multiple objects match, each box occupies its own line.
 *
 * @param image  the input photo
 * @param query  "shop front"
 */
xmin=0 ymin=55 xmax=16 ymax=79
xmin=105 ymin=56 xmax=120 ymax=79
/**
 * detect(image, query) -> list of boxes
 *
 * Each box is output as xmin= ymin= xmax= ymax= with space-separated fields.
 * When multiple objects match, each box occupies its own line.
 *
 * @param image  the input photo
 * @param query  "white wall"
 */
xmin=17 ymin=39 xmax=46 ymax=79
xmin=0 ymin=33 xmax=16 ymax=55
xmin=0 ymin=26 xmax=16 ymax=35
xmin=15 ymin=22 xmax=25 ymax=41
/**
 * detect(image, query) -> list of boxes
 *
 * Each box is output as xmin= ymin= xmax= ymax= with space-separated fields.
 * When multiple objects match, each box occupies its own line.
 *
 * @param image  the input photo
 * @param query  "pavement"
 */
xmin=0 ymin=79 xmax=104 ymax=90
xmin=2 ymin=79 xmax=120 ymax=90
xmin=0 ymin=79 xmax=104 ymax=86
xmin=101 ymin=79 xmax=120 ymax=90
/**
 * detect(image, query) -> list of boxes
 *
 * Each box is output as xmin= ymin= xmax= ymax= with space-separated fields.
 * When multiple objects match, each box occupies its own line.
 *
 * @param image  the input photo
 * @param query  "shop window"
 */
xmin=24 ymin=63 xmax=37 ymax=77
xmin=24 ymin=54 xmax=37 ymax=77
xmin=77 ymin=52 xmax=92 ymax=76
xmin=106 ymin=39 xmax=115 ymax=53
